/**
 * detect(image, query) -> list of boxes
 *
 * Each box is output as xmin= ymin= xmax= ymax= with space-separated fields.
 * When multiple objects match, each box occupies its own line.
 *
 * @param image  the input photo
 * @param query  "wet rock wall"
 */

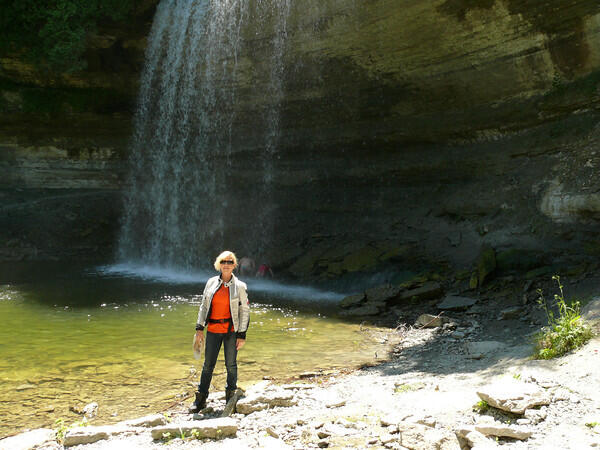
xmin=1 ymin=0 xmax=600 ymax=279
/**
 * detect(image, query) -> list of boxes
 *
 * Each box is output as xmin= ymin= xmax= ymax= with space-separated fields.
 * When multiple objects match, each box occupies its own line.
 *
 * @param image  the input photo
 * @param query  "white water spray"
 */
xmin=118 ymin=0 xmax=290 ymax=270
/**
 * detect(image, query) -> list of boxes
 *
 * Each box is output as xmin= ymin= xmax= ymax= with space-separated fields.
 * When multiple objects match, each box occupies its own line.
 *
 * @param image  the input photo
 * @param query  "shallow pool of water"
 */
xmin=0 ymin=263 xmax=386 ymax=437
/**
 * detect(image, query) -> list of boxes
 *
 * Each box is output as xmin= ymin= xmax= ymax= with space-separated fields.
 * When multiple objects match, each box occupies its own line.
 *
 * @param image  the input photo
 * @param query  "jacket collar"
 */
xmin=219 ymin=273 xmax=236 ymax=288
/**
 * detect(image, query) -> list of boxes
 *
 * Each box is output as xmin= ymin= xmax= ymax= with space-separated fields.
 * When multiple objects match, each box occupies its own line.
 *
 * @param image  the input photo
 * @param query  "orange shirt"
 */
xmin=207 ymin=284 xmax=232 ymax=333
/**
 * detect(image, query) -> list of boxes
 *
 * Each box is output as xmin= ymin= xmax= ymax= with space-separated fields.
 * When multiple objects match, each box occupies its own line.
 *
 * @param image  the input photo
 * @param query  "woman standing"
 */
xmin=190 ymin=250 xmax=250 ymax=413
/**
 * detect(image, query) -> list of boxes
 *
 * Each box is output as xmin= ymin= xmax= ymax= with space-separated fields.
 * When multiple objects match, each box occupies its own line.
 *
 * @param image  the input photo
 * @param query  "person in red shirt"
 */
xmin=190 ymin=251 xmax=250 ymax=413
xmin=256 ymin=263 xmax=274 ymax=278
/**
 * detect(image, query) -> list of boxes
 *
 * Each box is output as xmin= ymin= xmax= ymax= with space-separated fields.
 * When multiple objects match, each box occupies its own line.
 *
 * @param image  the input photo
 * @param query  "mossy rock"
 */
xmin=565 ymin=264 xmax=587 ymax=277
xmin=583 ymin=240 xmax=600 ymax=256
xmin=324 ymin=261 xmax=344 ymax=276
xmin=288 ymin=247 xmax=328 ymax=277
xmin=525 ymin=266 xmax=553 ymax=279
xmin=475 ymin=245 xmax=496 ymax=287
xmin=388 ymin=270 xmax=418 ymax=285
xmin=341 ymin=246 xmax=382 ymax=273
xmin=375 ymin=243 xmax=411 ymax=262
xmin=496 ymin=249 xmax=541 ymax=272
xmin=339 ymin=293 xmax=366 ymax=309
xmin=469 ymin=272 xmax=479 ymax=289
xmin=321 ymin=242 xmax=364 ymax=260
xmin=455 ymin=269 xmax=471 ymax=280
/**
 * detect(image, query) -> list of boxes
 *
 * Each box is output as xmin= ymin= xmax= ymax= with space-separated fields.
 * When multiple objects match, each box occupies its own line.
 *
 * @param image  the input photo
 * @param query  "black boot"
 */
xmin=225 ymin=388 xmax=236 ymax=403
xmin=188 ymin=391 xmax=207 ymax=413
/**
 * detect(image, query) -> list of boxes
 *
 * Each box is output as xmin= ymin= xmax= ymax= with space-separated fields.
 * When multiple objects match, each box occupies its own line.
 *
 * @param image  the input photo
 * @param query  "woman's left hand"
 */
xmin=236 ymin=338 xmax=245 ymax=350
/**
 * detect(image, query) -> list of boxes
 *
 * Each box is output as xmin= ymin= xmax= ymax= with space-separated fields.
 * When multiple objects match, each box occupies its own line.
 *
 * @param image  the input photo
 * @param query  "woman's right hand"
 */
xmin=195 ymin=330 xmax=204 ymax=343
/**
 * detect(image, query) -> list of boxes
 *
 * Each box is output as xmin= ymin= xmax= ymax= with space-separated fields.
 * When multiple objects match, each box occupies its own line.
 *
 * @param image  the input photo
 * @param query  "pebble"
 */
xmin=266 ymin=426 xmax=279 ymax=438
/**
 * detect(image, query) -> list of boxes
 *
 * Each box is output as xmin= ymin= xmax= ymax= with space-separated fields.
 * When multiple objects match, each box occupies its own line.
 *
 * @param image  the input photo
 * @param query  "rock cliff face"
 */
xmin=2 ymin=0 xmax=600 ymax=280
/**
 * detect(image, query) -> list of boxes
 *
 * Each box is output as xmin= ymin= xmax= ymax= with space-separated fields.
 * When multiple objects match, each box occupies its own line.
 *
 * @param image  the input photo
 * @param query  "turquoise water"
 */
xmin=0 ymin=264 xmax=385 ymax=437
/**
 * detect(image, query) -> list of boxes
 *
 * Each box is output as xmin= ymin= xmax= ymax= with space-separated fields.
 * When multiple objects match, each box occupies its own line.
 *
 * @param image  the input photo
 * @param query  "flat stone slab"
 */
xmin=338 ymin=303 xmax=383 ymax=317
xmin=465 ymin=341 xmax=506 ymax=359
xmin=0 ymin=428 xmax=55 ymax=450
xmin=64 ymin=425 xmax=135 ymax=447
xmin=397 ymin=422 xmax=461 ymax=450
xmin=281 ymin=383 xmax=314 ymax=390
xmin=120 ymin=413 xmax=168 ymax=428
xmin=237 ymin=385 xmax=296 ymax=414
xmin=438 ymin=295 xmax=477 ymax=311
xmin=476 ymin=380 xmax=551 ymax=414
xmin=397 ymin=281 xmax=443 ymax=303
xmin=475 ymin=423 xmax=532 ymax=440
xmin=456 ymin=427 xmax=499 ymax=449
xmin=499 ymin=306 xmax=524 ymax=320
xmin=415 ymin=313 xmax=445 ymax=328
xmin=151 ymin=417 xmax=237 ymax=440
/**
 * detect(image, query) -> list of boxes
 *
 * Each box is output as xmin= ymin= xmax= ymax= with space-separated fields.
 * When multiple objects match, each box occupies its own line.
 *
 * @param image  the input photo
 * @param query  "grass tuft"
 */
xmin=533 ymin=275 xmax=593 ymax=359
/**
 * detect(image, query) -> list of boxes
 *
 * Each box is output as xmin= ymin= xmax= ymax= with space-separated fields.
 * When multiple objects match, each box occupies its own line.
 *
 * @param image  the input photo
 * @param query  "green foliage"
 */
xmin=0 ymin=0 xmax=134 ymax=73
xmin=53 ymin=417 xmax=88 ymax=443
xmin=54 ymin=418 xmax=68 ymax=443
xmin=190 ymin=428 xmax=202 ymax=440
xmin=473 ymin=400 xmax=489 ymax=413
xmin=161 ymin=431 xmax=172 ymax=442
xmin=586 ymin=421 xmax=599 ymax=428
xmin=394 ymin=382 xmax=425 ymax=393
xmin=534 ymin=275 xmax=593 ymax=359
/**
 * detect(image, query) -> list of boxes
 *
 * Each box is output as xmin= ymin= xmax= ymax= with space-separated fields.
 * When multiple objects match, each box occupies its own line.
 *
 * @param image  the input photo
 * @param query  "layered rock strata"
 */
xmin=1 ymin=0 xmax=600 ymax=277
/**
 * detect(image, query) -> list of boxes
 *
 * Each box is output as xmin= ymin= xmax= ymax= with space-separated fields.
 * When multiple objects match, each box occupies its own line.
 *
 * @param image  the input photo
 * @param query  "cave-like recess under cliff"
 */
xmin=2 ymin=0 xmax=600 ymax=282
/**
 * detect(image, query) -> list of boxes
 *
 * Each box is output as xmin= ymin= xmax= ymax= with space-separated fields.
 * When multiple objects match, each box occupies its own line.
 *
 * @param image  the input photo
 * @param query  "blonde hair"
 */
xmin=213 ymin=250 xmax=238 ymax=271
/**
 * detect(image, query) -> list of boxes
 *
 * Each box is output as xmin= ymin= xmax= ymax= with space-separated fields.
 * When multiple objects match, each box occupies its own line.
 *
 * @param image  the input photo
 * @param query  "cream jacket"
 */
xmin=196 ymin=274 xmax=250 ymax=339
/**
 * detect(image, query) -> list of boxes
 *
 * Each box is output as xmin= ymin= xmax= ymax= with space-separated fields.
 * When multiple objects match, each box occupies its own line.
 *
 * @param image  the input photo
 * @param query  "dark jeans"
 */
xmin=198 ymin=331 xmax=237 ymax=395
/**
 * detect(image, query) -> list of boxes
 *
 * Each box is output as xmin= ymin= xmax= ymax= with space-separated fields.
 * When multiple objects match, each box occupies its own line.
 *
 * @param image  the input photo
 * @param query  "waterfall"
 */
xmin=117 ymin=0 xmax=290 ymax=269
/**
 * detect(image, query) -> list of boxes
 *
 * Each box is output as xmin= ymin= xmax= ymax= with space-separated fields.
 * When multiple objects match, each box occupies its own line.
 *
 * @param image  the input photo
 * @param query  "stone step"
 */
xmin=150 ymin=417 xmax=237 ymax=440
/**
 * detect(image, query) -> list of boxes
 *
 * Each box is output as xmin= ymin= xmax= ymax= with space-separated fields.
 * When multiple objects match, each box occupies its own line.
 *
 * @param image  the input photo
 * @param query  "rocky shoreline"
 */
xmin=2 ymin=272 xmax=600 ymax=450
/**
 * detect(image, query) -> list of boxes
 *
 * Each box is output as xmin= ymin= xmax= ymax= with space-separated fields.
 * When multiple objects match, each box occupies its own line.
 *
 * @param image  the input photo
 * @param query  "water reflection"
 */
xmin=0 ymin=264 xmax=385 ymax=438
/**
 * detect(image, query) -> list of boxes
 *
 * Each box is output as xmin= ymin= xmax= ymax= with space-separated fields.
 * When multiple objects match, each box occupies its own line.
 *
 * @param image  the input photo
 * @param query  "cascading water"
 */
xmin=117 ymin=0 xmax=290 ymax=270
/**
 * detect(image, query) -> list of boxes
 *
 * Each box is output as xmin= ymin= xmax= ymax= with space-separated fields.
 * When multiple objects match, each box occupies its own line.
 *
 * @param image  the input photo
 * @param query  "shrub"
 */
xmin=0 ymin=0 xmax=134 ymax=72
xmin=534 ymin=275 xmax=593 ymax=359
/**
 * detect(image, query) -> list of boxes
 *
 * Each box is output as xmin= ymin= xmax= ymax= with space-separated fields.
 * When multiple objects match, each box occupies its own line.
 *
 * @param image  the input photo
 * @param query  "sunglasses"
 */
xmin=220 ymin=260 xmax=235 ymax=265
